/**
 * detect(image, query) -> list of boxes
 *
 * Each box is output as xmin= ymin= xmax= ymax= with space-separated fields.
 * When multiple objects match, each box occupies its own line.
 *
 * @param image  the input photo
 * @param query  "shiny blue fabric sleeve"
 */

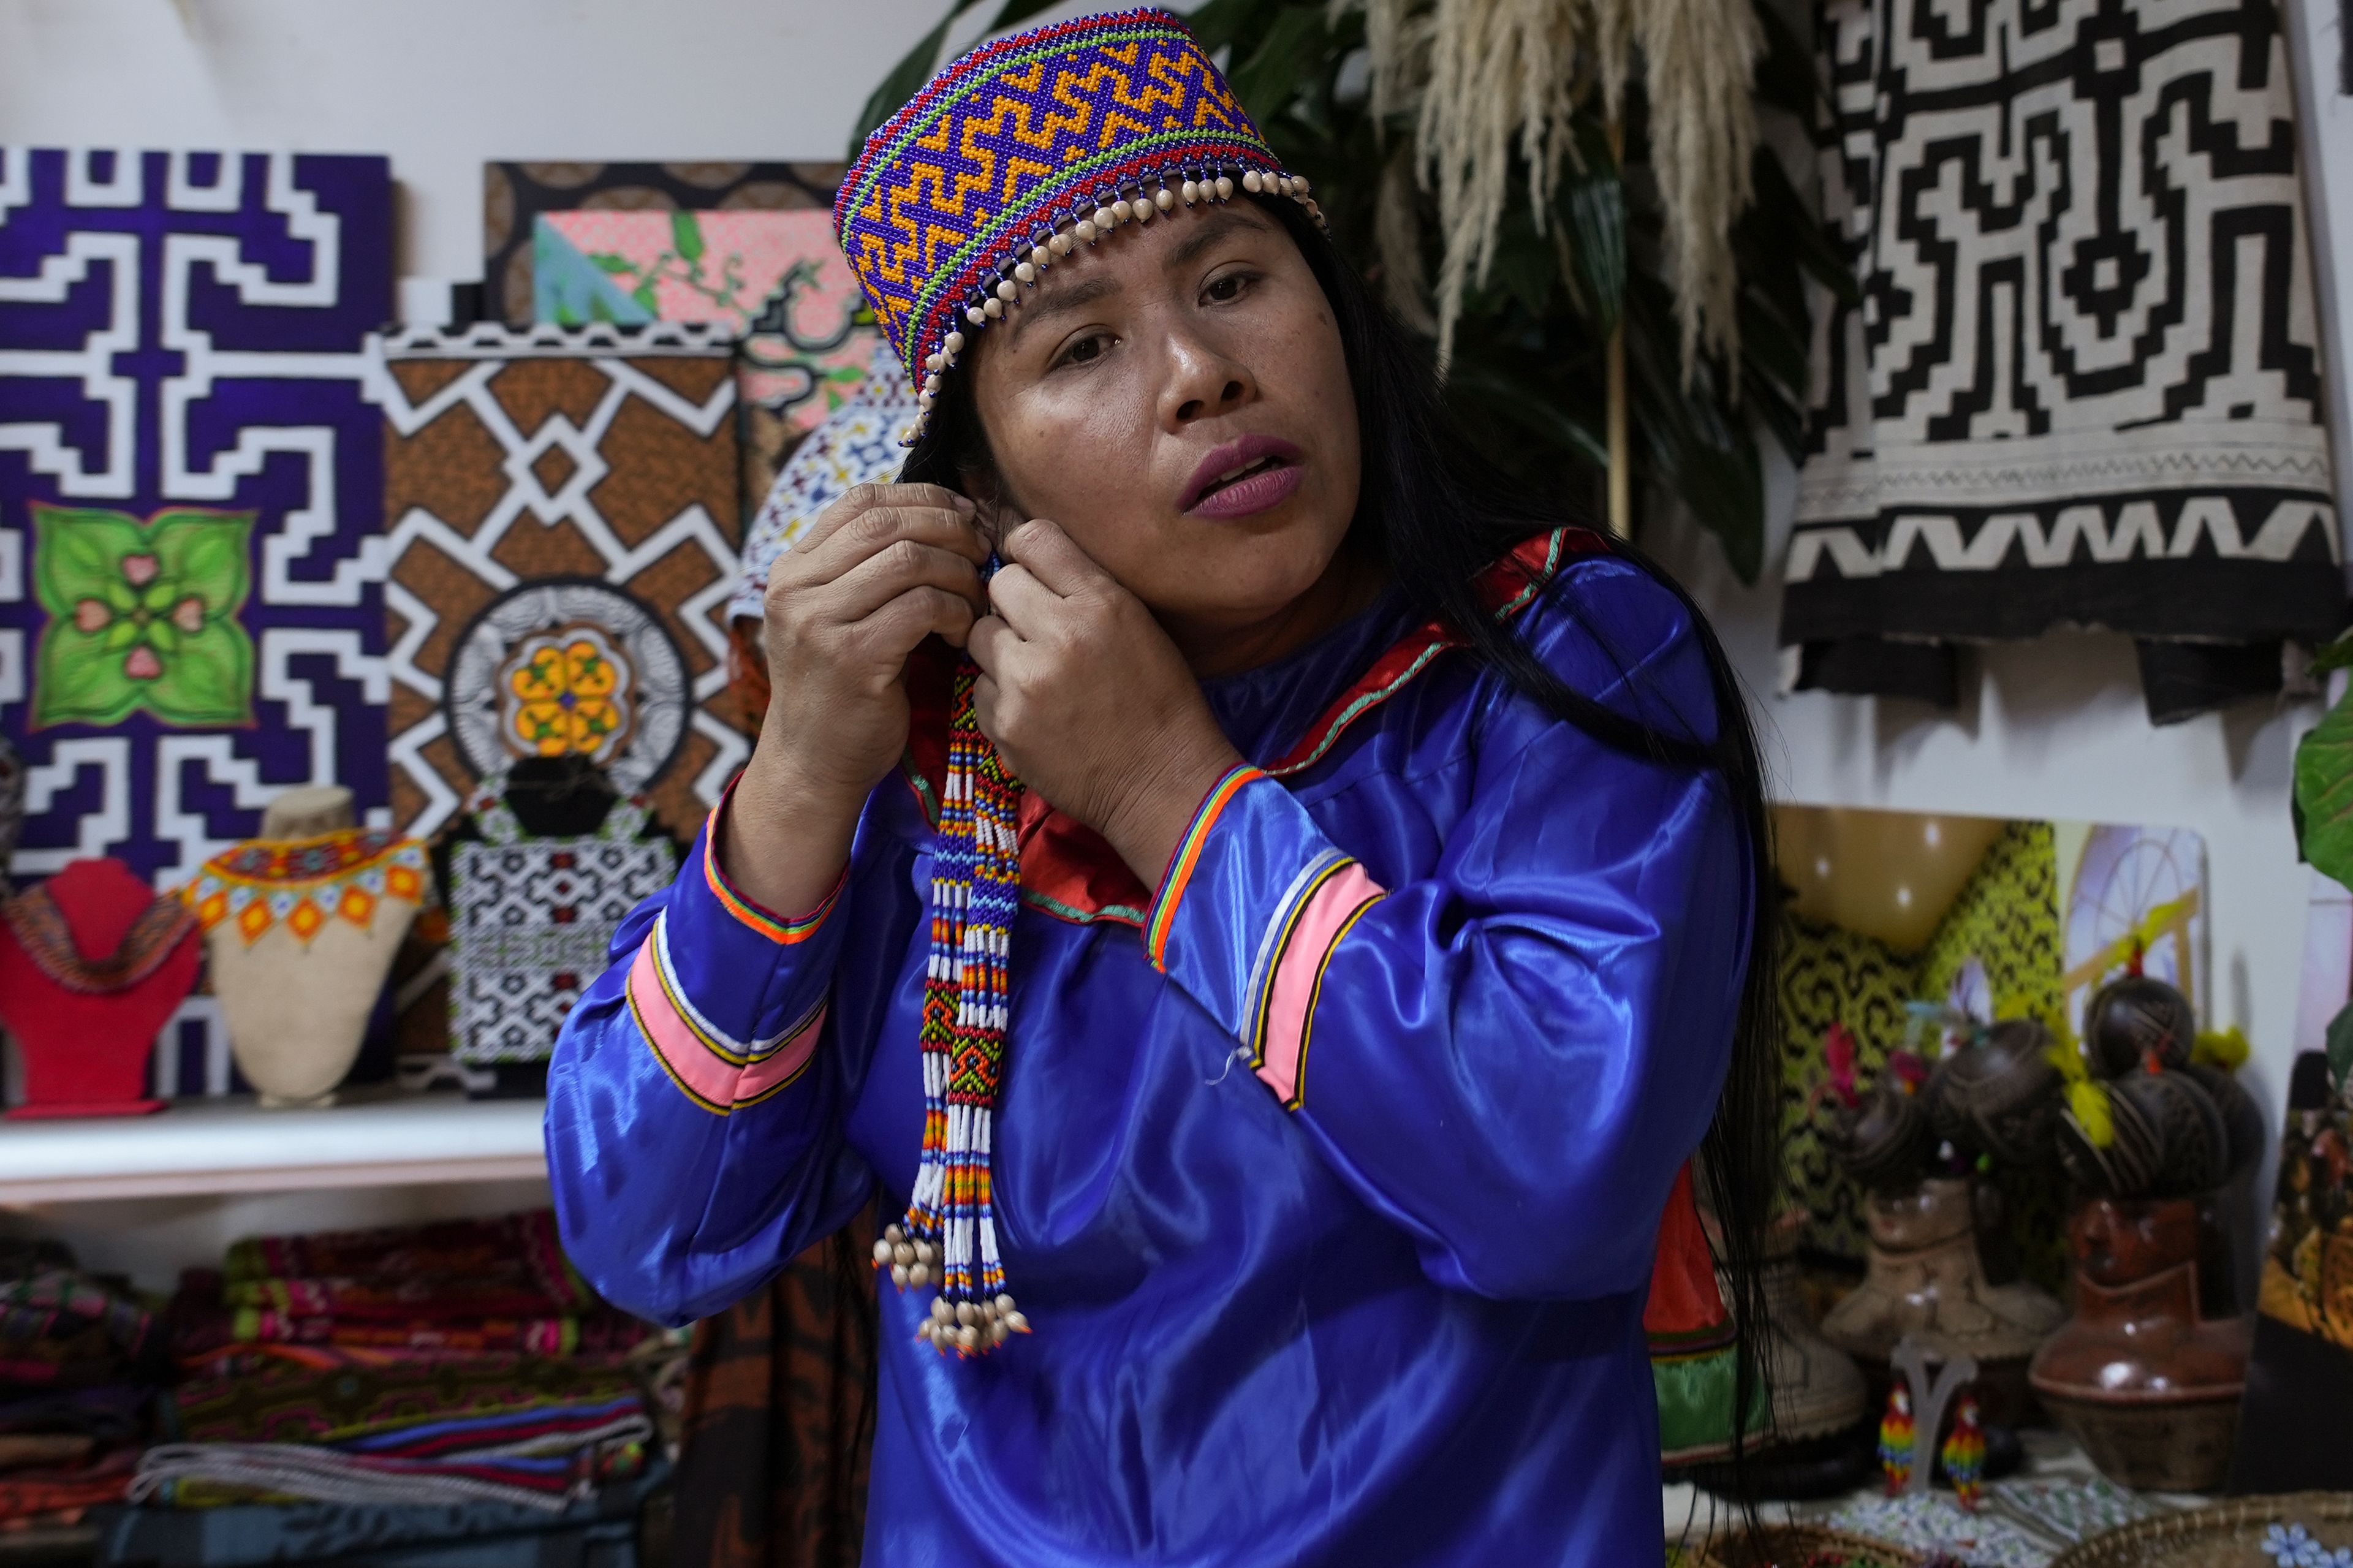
xmin=1150 ymin=564 xmax=1750 ymax=1302
xmin=544 ymin=799 xmax=878 ymax=1327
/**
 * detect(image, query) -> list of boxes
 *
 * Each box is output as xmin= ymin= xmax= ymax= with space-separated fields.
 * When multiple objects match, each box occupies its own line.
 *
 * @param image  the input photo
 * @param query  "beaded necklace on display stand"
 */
xmin=874 ymin=655 xmax=1030 ymax=1355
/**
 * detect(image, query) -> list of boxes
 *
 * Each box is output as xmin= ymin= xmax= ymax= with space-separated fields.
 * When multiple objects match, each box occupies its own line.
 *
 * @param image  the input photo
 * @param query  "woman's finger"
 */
xmin=800 ymin=485 xmax=983 ymax=572
xmin=856 ymin=584 xmax=977 ymax=660
xmin=999 ymin=517 xmax=1112 ymax=596
xmin=983 ymin=563 xmax=1060 ymax=634
xmin=966 ymin=613 xmax=1021 ymax=674
xmin=823 ymin=538 xmax=985 ymax=624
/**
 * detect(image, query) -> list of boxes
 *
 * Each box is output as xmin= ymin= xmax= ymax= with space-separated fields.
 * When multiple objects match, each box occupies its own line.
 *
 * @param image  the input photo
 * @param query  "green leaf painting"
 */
xmin=29 ymin=503 xmax=257 ymax=729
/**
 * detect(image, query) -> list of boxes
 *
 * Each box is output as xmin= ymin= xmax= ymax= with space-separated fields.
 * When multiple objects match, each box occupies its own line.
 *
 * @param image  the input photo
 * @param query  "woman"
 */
xmin=548 ymin=10 xmax=1778 ymax=1562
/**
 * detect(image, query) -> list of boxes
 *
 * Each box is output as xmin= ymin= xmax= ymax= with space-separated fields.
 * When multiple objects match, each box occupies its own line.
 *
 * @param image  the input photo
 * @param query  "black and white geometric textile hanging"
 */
xmin=447 ymin=773 xmax=674 ymax=1066
xmin=1783 ymin=0 xmax=2347 ymax=720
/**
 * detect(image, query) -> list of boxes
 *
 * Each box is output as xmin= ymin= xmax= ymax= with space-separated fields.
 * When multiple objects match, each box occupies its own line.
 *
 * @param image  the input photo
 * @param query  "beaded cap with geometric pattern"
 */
xmin=834 ymin=7 xmax=1320 ymax=444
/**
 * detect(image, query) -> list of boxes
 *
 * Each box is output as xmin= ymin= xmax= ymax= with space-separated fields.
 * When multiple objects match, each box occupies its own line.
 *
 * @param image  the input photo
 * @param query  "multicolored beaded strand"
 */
xmin=873 ymin=656 xmax=1031 ymax=1355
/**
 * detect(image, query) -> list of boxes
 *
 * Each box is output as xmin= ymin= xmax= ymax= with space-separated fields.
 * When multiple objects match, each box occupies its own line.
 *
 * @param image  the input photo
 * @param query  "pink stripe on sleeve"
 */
xmin=629 ymin=936 xmax=826 ymax=1112
xmin=733 ymin=1005 xmax=827 ymax=1105
xmin=1255 ymin=862 xmax=1384 ymax=1107
xmin=627 ymin=937 xmax=736 ymax=1112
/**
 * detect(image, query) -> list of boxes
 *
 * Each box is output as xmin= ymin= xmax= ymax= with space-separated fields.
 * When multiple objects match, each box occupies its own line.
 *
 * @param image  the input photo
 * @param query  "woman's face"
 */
xmin=961 ymin=199 xmax=1362 ymax=654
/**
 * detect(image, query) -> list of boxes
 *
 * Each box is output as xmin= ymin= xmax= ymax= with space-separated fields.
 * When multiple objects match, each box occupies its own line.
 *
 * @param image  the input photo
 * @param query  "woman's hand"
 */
xmin=724 ymin=483 xmax=990 ymax=916
xmin=969 ymin=518 xmax=1244 ymax=886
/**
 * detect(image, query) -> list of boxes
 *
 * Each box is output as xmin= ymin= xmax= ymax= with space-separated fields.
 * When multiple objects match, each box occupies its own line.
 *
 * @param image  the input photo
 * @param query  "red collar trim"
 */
xmin=900 ymin=527 xmax=1596 ymax=927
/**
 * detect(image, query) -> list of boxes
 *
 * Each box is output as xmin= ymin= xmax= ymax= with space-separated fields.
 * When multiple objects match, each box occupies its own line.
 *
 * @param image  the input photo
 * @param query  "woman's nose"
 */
xmin=1161 ymin=336 xmax=1255 ymax=426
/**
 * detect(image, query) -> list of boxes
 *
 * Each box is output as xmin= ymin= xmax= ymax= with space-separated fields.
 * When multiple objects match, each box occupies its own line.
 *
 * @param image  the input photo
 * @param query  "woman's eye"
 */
xmin=1204 ymin=272 xmax=1252 ymax=303
xmin=1054 ymin=333 xmax=1108 ymax=369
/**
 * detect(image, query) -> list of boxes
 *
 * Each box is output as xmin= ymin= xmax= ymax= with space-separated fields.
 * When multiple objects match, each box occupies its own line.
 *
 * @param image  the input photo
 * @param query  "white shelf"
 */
xmin=0 ymin=1094 xmax=548 ymax=1203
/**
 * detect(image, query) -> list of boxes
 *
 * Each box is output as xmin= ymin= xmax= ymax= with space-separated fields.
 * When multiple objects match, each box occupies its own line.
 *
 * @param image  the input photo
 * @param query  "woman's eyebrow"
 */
xmin=1164 ymin=206 xmax=1271 ymax=272
xmin=1006 ymin=274 xmax=1119 ymax=349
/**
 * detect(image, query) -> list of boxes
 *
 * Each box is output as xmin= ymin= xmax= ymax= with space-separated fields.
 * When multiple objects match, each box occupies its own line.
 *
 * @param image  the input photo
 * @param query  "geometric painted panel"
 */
xmin=528 ymin=203 xmax=878 ymax=553
xmin=480 ymin=161 xmax=839 ymax=328
xmin=0 ymin=150 xmax=393 ymax=891
xmin=377 ymin=321 xmax=749 ymax=845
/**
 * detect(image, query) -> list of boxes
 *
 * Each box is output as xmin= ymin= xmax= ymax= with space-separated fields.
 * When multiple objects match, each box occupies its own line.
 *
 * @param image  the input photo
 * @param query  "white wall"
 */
xmin=0 ymin=0 xmax=2344 ymax=1263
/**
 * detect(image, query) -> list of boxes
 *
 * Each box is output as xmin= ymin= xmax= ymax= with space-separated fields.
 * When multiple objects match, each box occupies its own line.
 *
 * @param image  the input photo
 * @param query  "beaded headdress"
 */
xmin=832 ymin=9 xmax=1322 ymax=1360
xmin=834 ymin=7 xmax=1320 ymax=447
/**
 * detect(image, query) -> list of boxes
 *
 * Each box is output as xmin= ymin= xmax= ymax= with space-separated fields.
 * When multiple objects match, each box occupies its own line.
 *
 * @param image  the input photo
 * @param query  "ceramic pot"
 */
xmin=189 ymin=789 xmax=428 ymax=1108
xmin=1834 ymin=1079 xmax=1936 ymax=1193
xmin=1929 ymin=1019 xmax=2062 ymax=1167
xmin=2082 ymin=975 xmax=2196 ymax=1077
xmin=1819 ymin=1178 xmax=2064 ymax=1425
xmin=2029 ymin=1195 xmax=2250 ymax=1491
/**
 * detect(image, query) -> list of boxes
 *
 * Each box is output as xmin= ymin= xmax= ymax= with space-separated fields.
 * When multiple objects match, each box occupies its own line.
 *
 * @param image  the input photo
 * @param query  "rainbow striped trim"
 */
xmin=1244 ymin=855 xmax=1385 ymax=1110
xmin=1143 ymin=763 xmax=1266 ymax=970
xmin=700 ymin=802 xmax=840 ymax=944
xmin=624 ymin=912 xmax=826 ymax=1113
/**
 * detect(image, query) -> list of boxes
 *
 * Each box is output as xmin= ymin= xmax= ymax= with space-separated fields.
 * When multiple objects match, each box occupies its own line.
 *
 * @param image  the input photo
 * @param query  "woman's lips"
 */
xmin=1188 ymin=460 xmax=1303 ymax=518
xmin=1182 ymin=434 xmax=1306 ymax=518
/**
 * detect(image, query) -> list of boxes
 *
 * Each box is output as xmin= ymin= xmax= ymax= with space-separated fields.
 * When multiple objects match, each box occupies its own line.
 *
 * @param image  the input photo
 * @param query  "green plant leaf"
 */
xmin=2312 ymin=632 xmax=2353 ymax=673
xmin=145 ymin=618 xmax=180 ymax=655
xmin=2295 ymin=687 xmax=2353 ymax=888
xmin=632 ymin=282 xmax=660 ymax=314
xmin=1227 ymin=5 xmax=1330 ymax=130
xmin=2325 ymin=999 xmax=2353 ymax=1095
xmin=146 ymin=619 xmax=254 ymax=727
xmin=1180 ymin=0 xmax=1282 ymax=55
xmin=31 ymin=623 xmax=140 ymax=728
xmin=1750 ymin=0 xmax=1827 ymax=120
xmin=104 ymin=618 xmax=140 ymax=652
xmin=30 ymin=504 xmax=145 ymax=612
xmin=588 ymin=252 xmax=636 ymax=275
xmin=670 ymin=210 xmax=705 ymax=265
xmin=1559 ymin=133 xmax=1627 ymax=336
xmin=153 ymin=511 xmax=254 ymax=616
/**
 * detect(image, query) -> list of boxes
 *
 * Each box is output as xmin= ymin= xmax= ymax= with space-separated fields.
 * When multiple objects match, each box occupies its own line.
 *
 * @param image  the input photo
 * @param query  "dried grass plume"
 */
xmin=1351 ymin=0 xmax=1760 ymax=377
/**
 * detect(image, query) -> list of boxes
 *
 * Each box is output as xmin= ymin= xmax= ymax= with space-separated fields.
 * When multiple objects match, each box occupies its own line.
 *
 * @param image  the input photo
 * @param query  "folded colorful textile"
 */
xmin=0 ymin=1447 xmax=136 ymax=1522
xmin=0 ymin=1267 xmax=155 ymax=1384
xmin=222 ymin=1214 xmax=585 ymax=1312
xmin=169 ymin=1358 xmax=640 ymax=1453
xmin=93 ymin=1460 xmax=670 ymax=1568
xmin=0 ymin=1385 xmax=151 ymax=1445
xmin=127 ymin=1443 xmax=638 ymax=1514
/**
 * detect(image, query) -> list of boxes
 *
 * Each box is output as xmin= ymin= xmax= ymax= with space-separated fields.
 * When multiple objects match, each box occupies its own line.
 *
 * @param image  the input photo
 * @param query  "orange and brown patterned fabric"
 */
xmin=670 ymin=1210 xmax=879 ymax=1568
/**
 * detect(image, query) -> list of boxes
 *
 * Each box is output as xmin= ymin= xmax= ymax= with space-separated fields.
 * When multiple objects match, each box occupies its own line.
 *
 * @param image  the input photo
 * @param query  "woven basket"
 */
xmin=1685 ymin=1523 xmax=1927 ymax=1567
xmin=2051 ymin=1493 xmax=2353 ymax=1568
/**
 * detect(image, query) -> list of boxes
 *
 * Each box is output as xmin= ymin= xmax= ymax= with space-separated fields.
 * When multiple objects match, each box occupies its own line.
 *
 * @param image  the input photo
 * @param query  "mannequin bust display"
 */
xmin=2029 ymin=1195 xmax=2251 ymax=1490
xmin=188 ymin=787 xmax=428 ymax=1108
xmin=0 ymin=857 xmax=199 ymax=1117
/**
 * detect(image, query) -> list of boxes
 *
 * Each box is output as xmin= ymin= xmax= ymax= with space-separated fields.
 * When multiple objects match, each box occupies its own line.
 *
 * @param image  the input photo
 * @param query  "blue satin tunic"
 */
xmin=547 ymin=540 xmax=1749 ymax=1566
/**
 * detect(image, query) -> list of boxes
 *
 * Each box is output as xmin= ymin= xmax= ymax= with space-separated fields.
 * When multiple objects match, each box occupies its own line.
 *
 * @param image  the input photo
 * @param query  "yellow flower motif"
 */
xmin=509 ymin=638 xmax=624 ymax=756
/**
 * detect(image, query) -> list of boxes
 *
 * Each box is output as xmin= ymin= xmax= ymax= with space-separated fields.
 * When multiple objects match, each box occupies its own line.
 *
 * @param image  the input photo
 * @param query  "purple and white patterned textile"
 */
xmin=0 ymin=150 xmax=393 ymax=895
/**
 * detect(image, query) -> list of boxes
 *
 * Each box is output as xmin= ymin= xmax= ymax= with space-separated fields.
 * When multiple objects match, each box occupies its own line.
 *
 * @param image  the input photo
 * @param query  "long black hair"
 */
xmin=903 ymin=195 xmax=1781 ymax=1474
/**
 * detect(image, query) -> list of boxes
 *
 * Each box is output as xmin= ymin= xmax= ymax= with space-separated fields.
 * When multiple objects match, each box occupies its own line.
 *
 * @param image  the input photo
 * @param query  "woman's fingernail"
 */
xmin=953 ymin=494 xmax=977 ymax=515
